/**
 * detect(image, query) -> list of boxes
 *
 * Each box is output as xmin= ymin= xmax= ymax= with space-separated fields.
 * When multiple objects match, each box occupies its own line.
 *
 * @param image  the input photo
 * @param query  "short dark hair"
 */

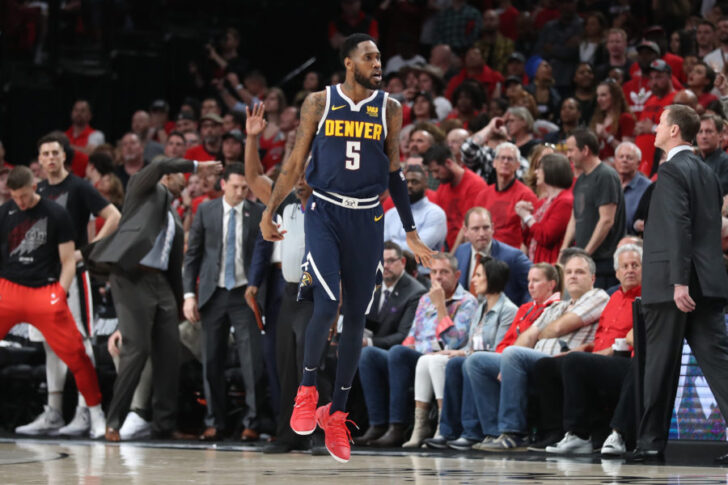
xmin=422 ymin=144 xmax=452 ymax=166
xmin=7 ymin=166 xmax=34 ymax=190
xmin=229 ymin=109 xmax=246 ymax=128
xmin=698 ymin=19 xmax=716 ymax=30
xmin=88 ymin=152 xmax=113 ymax=175
xmin=540 ymin=153 xmax=574 ymax=189
xmin=383 ymin=240 xmax=403 ymax=258
xmin=404 ymin=164 xmax=426 ymax=176
xmin=561 ymin=248 xmax=596 ymax=275
xmin=222 ymin=161 xmax=245 ymax=181
xmin=481 ymin=257 xmax=509 ymax=295
xmin=696 ymin=61 xmax=717 ymax=88
xmin=570 ymin=128 xmax=600 ymax=156
xmin=701 ymin=113 xmax=724 ymax=132
xmin=167 ymin=130 xmax=186 ymax=145
xmin=340 ymin=34 xmax=377 ymax=66
xmin=37 ymin=132 xmax=69 ymax=151
xmin=665 ymin=104 xmax=701 ymax=142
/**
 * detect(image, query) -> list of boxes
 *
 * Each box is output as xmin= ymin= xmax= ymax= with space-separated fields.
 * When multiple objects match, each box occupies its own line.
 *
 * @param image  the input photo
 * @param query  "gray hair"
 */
xmin=494 ymin=141 xmax=521 ymax=160
xmin=614 ymin=141 xmax=642 ymax=162
xmin=613 ymin=244 xmax=643 ymax=271
xmin=506 ymin=106 xmax=534 ymax=132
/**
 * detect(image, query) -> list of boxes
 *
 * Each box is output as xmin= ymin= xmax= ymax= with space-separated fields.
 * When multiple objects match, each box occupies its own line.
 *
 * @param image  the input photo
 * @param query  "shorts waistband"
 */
xmin=312 ymin=190 xmax=380 ymax=209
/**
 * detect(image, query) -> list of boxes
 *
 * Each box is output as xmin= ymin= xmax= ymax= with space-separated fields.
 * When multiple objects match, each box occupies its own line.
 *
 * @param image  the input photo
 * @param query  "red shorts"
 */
xmin=0 ymin=278 xmax=101 ymax=406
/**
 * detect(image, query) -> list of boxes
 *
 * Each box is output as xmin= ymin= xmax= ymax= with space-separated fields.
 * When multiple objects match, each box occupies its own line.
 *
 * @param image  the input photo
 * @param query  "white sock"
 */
xmin=78 ymin=394 xmax=87 ymax=408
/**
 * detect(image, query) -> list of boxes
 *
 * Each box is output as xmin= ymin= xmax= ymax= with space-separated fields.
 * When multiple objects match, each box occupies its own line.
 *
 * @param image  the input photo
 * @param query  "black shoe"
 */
xmin=446 ymin=437 xmax=479 ymax=451
xmin=715 ymin=453 xmax=728 ymax=465
xmin=353 ymin=425 xmax=387 ymax=446
xmin=423 ymin=435 xmax=448 ymax=449
xmin=527 ymin=431 xmax=563 ymax=452
xmin=627 ymin=448 xmax=664 ymax=463
xmin=310 ymin=432 xmax=328 ymax=456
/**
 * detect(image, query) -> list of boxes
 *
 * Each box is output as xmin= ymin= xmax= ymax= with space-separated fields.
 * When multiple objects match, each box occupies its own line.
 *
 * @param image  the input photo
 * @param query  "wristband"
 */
xmin=389 ymin=169 xmax=416 ymax=232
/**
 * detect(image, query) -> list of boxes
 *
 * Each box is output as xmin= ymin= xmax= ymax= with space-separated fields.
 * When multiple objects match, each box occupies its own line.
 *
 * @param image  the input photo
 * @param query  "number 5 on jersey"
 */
xmin=346 ymin=141 xmax=360 ymax=171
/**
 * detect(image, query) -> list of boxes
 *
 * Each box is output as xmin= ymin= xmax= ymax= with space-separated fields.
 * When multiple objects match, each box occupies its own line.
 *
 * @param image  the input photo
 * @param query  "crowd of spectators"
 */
xmin=3 ymin=0 xmax=728 ymax=458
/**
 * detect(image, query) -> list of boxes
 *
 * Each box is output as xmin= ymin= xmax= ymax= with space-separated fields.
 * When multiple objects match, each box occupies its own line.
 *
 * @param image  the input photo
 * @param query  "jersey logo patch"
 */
xmin=366 ymin=106 xmax=379 ymax=117
xmin=331 ymin=105 xmax=346 ymax=111
xmin=300 ymin=272 xmax=313 ymax=287
xmin=374 ymin=214 xmax=383 ymax=222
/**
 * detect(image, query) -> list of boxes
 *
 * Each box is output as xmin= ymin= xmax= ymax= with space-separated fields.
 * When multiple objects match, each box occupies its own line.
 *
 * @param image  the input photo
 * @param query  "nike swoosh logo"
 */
xmin=331 ymin=105 xmax=346 ymax=111
xmin=8 ymin=210 xmax=16 ymax=215
xmin=374 ymin=214 xmax=383 ymax=222
xmin=50 ymin=298 xmax=60 ymax=305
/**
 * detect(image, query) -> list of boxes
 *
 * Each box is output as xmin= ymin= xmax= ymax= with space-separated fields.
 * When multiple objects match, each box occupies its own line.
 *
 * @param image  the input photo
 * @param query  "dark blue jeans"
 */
xmin=358 ymin=344 xmax=421 ymax=425
xmin=439 ymin=356 xmax=486 ymax=441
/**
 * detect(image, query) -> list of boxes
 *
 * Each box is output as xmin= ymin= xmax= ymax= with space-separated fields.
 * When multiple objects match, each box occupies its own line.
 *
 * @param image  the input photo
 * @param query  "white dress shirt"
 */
xmin=218 ymin=199 xmax=247 ymax=289
xmin=467 ymin=242 xmax=492 ymax=287
xmin=666 ymin=144 xmax=694 ymax=162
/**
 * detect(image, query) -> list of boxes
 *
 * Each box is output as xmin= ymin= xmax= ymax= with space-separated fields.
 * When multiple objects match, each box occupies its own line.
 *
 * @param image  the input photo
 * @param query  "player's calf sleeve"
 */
xmin=330 ymin=314 xmax=366 ymax=413
xmin=301 ymin=295 xmax=339 ymax=387
xmin=44 ymin=341 xmax=68 ymax=395
xmin=389 ymin=169 xmax=416 ymax=232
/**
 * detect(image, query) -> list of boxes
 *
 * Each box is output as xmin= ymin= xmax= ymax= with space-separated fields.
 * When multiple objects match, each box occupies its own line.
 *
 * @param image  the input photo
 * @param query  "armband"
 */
xmin=389 ymin=169 xmax=416 ymax=232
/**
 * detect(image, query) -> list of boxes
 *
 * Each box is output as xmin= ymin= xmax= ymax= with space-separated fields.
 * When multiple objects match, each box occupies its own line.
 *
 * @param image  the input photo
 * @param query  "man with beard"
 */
xmin=384 ymin=165 xmax=446 ymax=253
xmin=259 ymin=34 xmax=434 ymax=463
xmin=184 ymin=113 xmax=224 ymax=162
xmin=115 ymin=133 xmax=146 ymax=190
xmin=221 ymin=130 xmax=244 ymax=165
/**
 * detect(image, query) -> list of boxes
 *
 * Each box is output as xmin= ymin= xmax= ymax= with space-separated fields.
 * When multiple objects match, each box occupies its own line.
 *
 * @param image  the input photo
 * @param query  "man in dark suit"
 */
xmin=454 ymin=207 xmax=532 ymax=305
xmin=635 ymin=104 xmax=728 ymax=462
xmin=354 ymin=240 xmax=427 ymax=445
xmin=86 ymin=157 xmax=222 ymax=440
xmin=182 ymin=162 xmax=266 ymax=441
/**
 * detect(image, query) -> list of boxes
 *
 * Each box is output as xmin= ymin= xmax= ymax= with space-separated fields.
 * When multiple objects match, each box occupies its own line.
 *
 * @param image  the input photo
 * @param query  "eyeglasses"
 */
xmin=383 ymin=257 xmax=401 ymax=265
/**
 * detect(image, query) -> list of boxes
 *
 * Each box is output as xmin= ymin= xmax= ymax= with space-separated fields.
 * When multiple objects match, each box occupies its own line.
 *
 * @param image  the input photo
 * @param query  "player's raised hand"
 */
xmin=260 ymin=211 xmax=287 ymax=242
xmin=197 ymin=160 xmax=223 ymax=175
xmin=246 ymin=103 xmax=267 ymax=137
xmin=406 ymin=231 xmax=436 ymax=268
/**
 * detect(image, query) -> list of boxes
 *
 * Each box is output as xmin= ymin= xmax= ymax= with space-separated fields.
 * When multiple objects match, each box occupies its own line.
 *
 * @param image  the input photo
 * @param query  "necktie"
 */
xmin=224 ymin=208 xmax=236 ymax=290
xmin=469 ymin=253 xmax=482 ymax=296
xmin=379 ymin=289 xmax=391 ymax=316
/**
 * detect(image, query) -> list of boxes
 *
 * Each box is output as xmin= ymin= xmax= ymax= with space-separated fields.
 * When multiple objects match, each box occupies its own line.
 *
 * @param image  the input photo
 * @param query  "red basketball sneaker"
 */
xmin=290 ymin=385 xmax=318 ymax=435
xmin=315 ymin=403 xmax=357 ymax=463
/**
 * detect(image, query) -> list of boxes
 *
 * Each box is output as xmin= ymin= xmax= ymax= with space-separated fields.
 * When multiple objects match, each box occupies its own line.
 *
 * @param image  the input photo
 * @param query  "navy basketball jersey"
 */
xmin=306 ymin=84 xmax=390 ymax=198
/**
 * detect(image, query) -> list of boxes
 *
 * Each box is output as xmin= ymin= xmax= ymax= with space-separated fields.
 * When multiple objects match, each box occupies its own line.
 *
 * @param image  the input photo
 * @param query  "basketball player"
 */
xmin=15 ymin=133 xmax=120 ymax=437
xmin=260 ymin=34 xmax=435 ymax=462
xmin=0 ymin=166 xmax=106 ymax=438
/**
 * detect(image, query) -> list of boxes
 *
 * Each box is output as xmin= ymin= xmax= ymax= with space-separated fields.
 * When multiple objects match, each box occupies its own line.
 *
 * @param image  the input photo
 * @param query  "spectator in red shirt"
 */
xmin=474 ymin=142 xmax=538 ymax=249
xmin=184 ymin=113 xmax=224 ymax=162
xmin=424 ymin=144 xmax=487 ymax=251
xmin=445 ymin=46 xmax=504 ymax=101
xmin=530 ymin=244 xmax=642 ymax=453
xmin=149 ymin=99 xmax=176 ymax=142
xmin=634 ymin=60 xmax=677 ymax=176
xmin=175 ymin=110 xmax=198 ymax=134
xmin=623 ymin=42 xmax=682 ymax=117
xmin=686 ymin=62 xmax=718 ymax=112
xmin=65 ymin=100 xmax=105 ymax=155
xmin=516 ymin=153 xmax=574 ymax=264
xmin=590 ymin=80 xmax=636 ymax=162
xmin=498 ymin=0 xmax=520 ymax=41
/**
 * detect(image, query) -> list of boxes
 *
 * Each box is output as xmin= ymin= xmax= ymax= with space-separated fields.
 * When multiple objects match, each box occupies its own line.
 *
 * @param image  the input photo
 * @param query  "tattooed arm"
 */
xmin=385 ymin=96 xmax=435 ymax=267
xmin=259 ymin=91 xmax=325 ymax=241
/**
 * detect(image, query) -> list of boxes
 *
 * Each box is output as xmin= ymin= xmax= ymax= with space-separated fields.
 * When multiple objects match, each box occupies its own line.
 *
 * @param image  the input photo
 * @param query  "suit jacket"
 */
xmin=86 ymin=157 xmax=193 ymax=306
xmin=455 ymin=240 xmax=532 ymax=305
xmin=642 ymin=149 xmax=728 ymax=304
xmin=365 ymin=272 xmax=427 ymax=349
xmin=183 ymin=197 xmax=265 ymax=309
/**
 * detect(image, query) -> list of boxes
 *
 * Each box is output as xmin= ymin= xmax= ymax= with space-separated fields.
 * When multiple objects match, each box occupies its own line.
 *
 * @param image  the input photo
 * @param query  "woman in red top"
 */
xmin=590 ymin=80 xmax=635 ymax=162
xmin=495 ymin=263 xmax=562 ymax=353
xmin=515 ymin=154 xmax=574 ymax=264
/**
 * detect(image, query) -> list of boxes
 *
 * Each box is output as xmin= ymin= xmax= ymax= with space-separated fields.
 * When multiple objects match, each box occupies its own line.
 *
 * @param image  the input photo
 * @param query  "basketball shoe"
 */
xmin=290 ymin=385 xmax=318 ymax=435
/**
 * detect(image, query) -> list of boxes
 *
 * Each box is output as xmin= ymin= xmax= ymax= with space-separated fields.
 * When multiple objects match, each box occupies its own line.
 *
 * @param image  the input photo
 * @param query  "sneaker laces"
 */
xmin=293 ymin=389 xmax=317 ymax=418
xmin=327 ymin=412 xmax=359 ymax=446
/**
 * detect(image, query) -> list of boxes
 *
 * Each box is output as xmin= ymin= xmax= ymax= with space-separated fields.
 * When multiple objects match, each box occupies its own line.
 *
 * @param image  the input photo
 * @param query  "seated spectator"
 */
xmin=408 ymin=129 xmax=435 ymax=157
xmin=686 ymin=62 xmax=718 ymax=112
xmin=504 ymin=106 xmax=540 ymax=159
xmin=445 ymin=47 xmax=502 ymax=102
xmin=445 ymin=80 xmax=486 ymax=130
xmin=184 ymin=113 xmax=224 ymax=163
xmin=410 ymin=91 xmax=439 ymax=125
xmin=424 ymin=145 xmax=487 ymax=251
xmin=164 ymin=131 xmax=188 ymax=160
xmin=698 ymin=114 xmax=728 ymax=196
xmin=516 ymin=153 xmax=574 ymax=264
xmin=384 ymin=165 xmax=446 ymax=253
xmin=66 ymin=99 xmax=105 ymax=155
xmin=414 ymin=65 xmax=452 ymax=120
xmin=524 ymin=59 xmax=561 ymax=121
xmin=222 ymin=130 xmax=244 ymax=165
xmin=466 ymin=251 xmax=609 ymax=451
xmin=406 ymin=258 xmax=517 ymax=449
xmin=358 ymin=253 xmax=477 ymax=448
xmin=614 ymin=142 xmax=651 ymax=235
xmin=531 ymin=244 xmax=642 ymax=453
xmin=543 ymin=98 xmax=582 ymax=146
xmin=149 ymin=99 xmax=176 ymax=141
xmin=454 ymin=207 xmax=532 ymax=305
xmin=175 ymin=110 xmax=198 ymax=134
xmin=445 ymin=128 xmax=470 ymax=166
xmin=474 ymin=142 xmax=538 ymax=249
xmin=461 ymin=116 xmax=528 ymax=185
xmin=222 ymin=110 xmax=245 ymax=134
xmin=590 ymin=80 xmax=635 ymax=162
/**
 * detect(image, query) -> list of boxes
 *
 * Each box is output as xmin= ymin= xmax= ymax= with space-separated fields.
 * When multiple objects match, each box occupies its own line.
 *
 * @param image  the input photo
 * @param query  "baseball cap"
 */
xmin=649 ymin=59 xmax=671 ymax=74
xmin=177 ymin=110 xmax=196 ymax=122
xmin=504 ymin=75 xmax=522 ymax=87
xmin=222 ymin=129 xmax=244 ymax=144
xmin=149 ymin=99 xmax=169 ymax=112
xmin=636 ymin=41 xmax=660 ymax=56
xmin=508 ymin=52 xmax=526 ymax=64
xmin=200 ymin=113 xmax=224 ymax=124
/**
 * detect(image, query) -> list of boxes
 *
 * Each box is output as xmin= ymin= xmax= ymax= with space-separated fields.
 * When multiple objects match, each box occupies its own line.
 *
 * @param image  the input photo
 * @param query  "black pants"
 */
xmin=594 ymin=258 xmax=618 ymax=290
xmin=108 ymin=269 xmax=179 ymax=432
xmin=639 ymin=299 xmax=728 ymax=451
xmin=200 ymin=286 xmax=262 ymax=430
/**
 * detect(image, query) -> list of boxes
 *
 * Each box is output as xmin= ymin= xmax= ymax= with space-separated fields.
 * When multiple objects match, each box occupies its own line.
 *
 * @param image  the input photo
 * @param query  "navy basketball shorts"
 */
xmin=298 ymin=192 xmax=384 ymax=315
